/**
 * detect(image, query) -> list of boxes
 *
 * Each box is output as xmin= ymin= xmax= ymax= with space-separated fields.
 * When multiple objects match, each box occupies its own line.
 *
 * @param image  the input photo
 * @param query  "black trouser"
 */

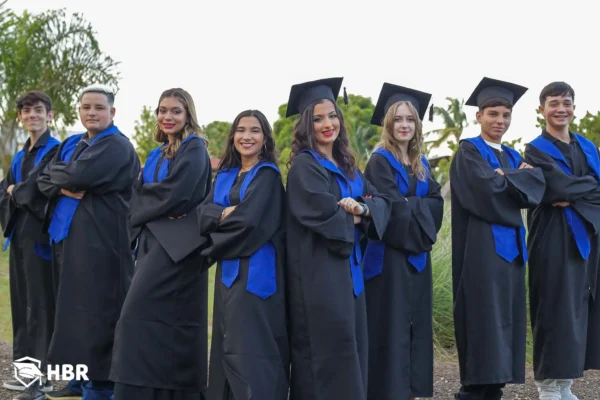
xmin=456 ymin=384 xmax=505 ymax=400
xmin=9 ymin=232 xmax=55 ymax=369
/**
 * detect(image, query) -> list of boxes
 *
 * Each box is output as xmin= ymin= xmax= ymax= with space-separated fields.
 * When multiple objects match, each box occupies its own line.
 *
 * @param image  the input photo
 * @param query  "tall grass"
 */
xmin=431 ymin=206 xmax=456 ymax=361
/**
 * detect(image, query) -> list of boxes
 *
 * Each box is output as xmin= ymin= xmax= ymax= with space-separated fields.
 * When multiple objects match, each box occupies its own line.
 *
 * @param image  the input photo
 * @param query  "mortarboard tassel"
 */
xmin=343 ymin=87 xmax=349 ymax=105
xmin=429 ymin=104 xmax=434 ymax=122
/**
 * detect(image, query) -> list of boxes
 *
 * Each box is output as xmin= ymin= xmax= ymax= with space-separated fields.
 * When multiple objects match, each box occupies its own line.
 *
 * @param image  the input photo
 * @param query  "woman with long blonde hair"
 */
xmin=362 ymin=83 xmax=444 ymax=400
xmin=110 ymin=88 xmax=212 ymax=400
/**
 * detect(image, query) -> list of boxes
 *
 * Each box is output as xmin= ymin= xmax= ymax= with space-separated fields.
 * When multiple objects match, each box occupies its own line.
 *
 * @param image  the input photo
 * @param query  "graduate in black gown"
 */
xmin=362 ymin=83 xmax=444 ymax=400
xmin=110 ymin=88 xmax=212 ymax=400
xmin=284 ymin=77 xmax=391 ymax=400
xmin=450 ymin=78 xmax=545 ymax=400
xmin=524 ymin=82 xmax=600 ymax=400
xmin=197 ymin=109 xmax=289 ymax=400
xmin=0 ymin=91 xmax=60 ymax=399
xmin=37 ymin=85 xmax=140 ymax=400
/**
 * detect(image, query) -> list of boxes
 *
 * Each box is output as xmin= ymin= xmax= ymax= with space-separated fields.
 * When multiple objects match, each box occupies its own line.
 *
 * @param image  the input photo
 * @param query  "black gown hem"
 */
xmin=460 ymin=376 xmax=523 ymax=386
xmin=111 ymin=377 xmax=207 ymax=393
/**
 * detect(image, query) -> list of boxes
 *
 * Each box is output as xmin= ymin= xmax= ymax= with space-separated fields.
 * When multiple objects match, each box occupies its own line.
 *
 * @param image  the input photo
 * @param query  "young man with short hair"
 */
xmin=451 ymin=77 xmax=546 ymax=400
xmin=37 ymin=85 xmax=140 ymax=400
xmin=525 ymin=82 xmax=600 ymax=400
xmin=0 ymin=91 xmax=60 ymax=399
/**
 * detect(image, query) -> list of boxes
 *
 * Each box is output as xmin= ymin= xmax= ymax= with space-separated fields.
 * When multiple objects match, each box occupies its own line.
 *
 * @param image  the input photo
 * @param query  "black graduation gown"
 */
xmin=197 ymin=167 xmax=290 ymax=400
xmin=285 ymin=152 xmax=391 ymax=400
xmin=110 ymin=137 xmax=212 ymax=398
xmin=363 ymin=154 xmax=444 ymax=399
xmin=0 ymin=130 xmax=57 ymax=368
xmin=524 ymin=131 xmax=600 ymax=380
xmin=36 ymin=132 xmax=140 ymax=381
xmin=450 ymin=140 xmax=545 ymax=386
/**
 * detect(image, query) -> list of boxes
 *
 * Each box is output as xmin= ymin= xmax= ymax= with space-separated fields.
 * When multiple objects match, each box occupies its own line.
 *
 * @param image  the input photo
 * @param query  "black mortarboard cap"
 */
xmin=285 ymin=77 xmax=344 ymax=118
xmin=465 ymin=77 xmax=528 ymax=108
xmin=370 ymin=83 xmax=432 ymax=126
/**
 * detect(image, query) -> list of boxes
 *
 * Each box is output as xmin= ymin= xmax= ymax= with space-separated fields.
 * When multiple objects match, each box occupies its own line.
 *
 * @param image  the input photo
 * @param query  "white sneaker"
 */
xmin=557 ymin=379 xmax=579 ymax=400
xmin=536 ymin=379 xmax=562 ymax=400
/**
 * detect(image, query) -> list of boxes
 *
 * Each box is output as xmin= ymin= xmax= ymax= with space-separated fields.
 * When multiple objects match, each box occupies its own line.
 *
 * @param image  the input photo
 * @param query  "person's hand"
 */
xmin=519 ymin=162 xmax=533 ymax=169
xmin=353 ymin=215 xmax=361 ymax=225
xmin=60 ymin=189 xmax=85 ymax=199
xmin=219 ymin=206 xmax=236 ymax=222
xmin=168 ymin=213 xmax=187 ymax=220
xmin=552 ymin=201 xmax=570 ymax=207
xmin=494 ymin=168 xmax=505 ymax=176
xmin=6 ymin=185 xmax=14 ymax=196
xmin=338 ymin=197 xmax=363 ymax=216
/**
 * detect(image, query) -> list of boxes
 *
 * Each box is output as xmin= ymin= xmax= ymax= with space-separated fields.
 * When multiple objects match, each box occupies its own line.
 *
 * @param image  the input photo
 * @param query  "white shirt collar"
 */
xmin=484 ymin=140 xmax=503 ymax=151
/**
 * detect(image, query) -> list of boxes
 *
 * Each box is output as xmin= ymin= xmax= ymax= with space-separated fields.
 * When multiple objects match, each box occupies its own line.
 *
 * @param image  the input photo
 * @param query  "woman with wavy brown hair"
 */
xmin=284 ymin=77 xmax=391 ymax=400
xmin=110 ymin=88 xmax=212 ymax=400
xmin=362 ymin=83 xmax=444 ymax=400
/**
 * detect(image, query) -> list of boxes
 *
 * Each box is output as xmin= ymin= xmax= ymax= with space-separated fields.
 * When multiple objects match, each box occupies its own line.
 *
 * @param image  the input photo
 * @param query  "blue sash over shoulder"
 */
xmin=213 ymin=161 xmax=280 ymax=299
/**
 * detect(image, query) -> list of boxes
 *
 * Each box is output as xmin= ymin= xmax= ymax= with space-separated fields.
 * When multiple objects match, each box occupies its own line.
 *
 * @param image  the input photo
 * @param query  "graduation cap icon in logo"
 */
xmin=466 ymin=77 xmax=528 ymax=108
xmin=13 ymin=357 xmax=44 ymax=388
xmin=285 ymin=77 xmax=347 ymax=118
xmin=371 ymin=83 xmax=433 ymax=126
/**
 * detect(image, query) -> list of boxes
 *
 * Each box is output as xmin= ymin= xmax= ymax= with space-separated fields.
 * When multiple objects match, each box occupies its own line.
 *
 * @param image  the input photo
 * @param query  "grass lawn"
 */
xmin=0 ymin=240 xmax=11 ymax=343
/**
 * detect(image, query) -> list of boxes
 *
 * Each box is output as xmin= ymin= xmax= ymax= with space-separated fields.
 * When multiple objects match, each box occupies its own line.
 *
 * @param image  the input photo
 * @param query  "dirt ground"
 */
xmin=0 ymin=340 xmax=598 ymax=399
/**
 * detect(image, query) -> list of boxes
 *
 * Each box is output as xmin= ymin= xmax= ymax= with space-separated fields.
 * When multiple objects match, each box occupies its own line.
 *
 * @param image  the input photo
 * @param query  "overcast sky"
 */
xmin=14 ymin=0 xmax=600 ymax=155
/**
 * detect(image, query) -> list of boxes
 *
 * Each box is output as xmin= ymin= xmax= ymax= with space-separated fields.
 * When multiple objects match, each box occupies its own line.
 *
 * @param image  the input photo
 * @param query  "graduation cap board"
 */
xmin=371 ymin=83 xmax=433 ymax=126
xmin=145 ymin=208 xmax=207 ymax=264
xmin=466 ymin=77 xmax=528 ymax=108
xmin=286 ymin=77 xmax=344 ymax=118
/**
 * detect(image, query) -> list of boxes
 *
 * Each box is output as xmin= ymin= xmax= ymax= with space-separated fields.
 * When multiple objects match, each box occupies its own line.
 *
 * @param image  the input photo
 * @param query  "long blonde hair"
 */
xmin=153 ymin=88 xmax=207 ymax=159
xmin=374 ymin=101 xmax=426 ymax=180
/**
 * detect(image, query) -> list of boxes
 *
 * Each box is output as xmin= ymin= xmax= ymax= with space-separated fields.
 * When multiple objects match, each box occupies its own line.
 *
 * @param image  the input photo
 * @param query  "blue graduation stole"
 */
xmin=142 ymin=135 xmax=199 ymax=183
xmin=213 ymin=161 xmax=280 ymax=299
xmin=300 ymin=150 xmax=365 ymax=297
xmin=133 ymin=136 xmax=200 ymax=260
xmin=48 ymin=125 xmax=123 ymax=244
xmin=3 ymin=135 xmax=61 ymax=260
xmin=363 ymin=149 xmax=430 ymax=279
xmin=529 ymin=133 xmax=600 ymax=260
xmin=465 ymin=135 xmax=527 ymax=263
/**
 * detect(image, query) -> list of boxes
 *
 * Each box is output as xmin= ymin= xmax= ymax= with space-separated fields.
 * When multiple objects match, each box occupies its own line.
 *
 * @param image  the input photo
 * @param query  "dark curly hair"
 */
xmin=289 ymin=99 xmax=357 ymax=174
xmin=218 ymin=109 xmax=278 ymax=171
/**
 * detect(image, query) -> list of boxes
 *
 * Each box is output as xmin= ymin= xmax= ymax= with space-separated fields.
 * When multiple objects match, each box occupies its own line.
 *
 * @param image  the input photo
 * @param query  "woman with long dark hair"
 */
xmin=110 ymin=88 xmax=212 ymax=400
xmin=197 ymin=110 xmax=289 ymax=400
xmin=284 ymin=77 xmax=391 ymax=400
xmin=362 ymin=83 xmax=444 ymax=400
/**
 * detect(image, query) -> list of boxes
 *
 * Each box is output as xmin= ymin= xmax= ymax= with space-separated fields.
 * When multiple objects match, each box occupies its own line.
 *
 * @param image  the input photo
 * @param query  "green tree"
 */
xmin=0 ymin=2 xmax=119 ymax=171
xmin=425 ymin=97 xmax=470 ymax=184
xmin=204 ymin=121 xmax=232 ymax=157
xmin=132 ymin=106 xmax=157 ymax=164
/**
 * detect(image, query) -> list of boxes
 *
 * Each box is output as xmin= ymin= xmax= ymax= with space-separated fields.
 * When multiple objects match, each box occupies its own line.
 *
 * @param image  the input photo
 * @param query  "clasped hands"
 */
xmin=338 ymin=197 xmax=364 ymax=225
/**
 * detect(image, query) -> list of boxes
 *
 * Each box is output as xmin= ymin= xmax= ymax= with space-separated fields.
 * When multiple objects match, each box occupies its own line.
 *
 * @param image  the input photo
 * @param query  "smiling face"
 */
xmin=17 ymin=101 xmax=53 ymax=135
xmin=477 ymin=105 xmax=512 ymax=143
xmin=540 ymin=94 xmax=575 ymax=132
xmin=79 ymin=92 xmax=115 ymax=134
xmin=233 ymin=116 xmax=265 ymax=163
xmin=157 ymin=97 xmax=187 ymax=137
xmin=312 ymin=100 xmax=340 ymax=150
xmin=392 ymin=103 xmax=416 ymax=145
